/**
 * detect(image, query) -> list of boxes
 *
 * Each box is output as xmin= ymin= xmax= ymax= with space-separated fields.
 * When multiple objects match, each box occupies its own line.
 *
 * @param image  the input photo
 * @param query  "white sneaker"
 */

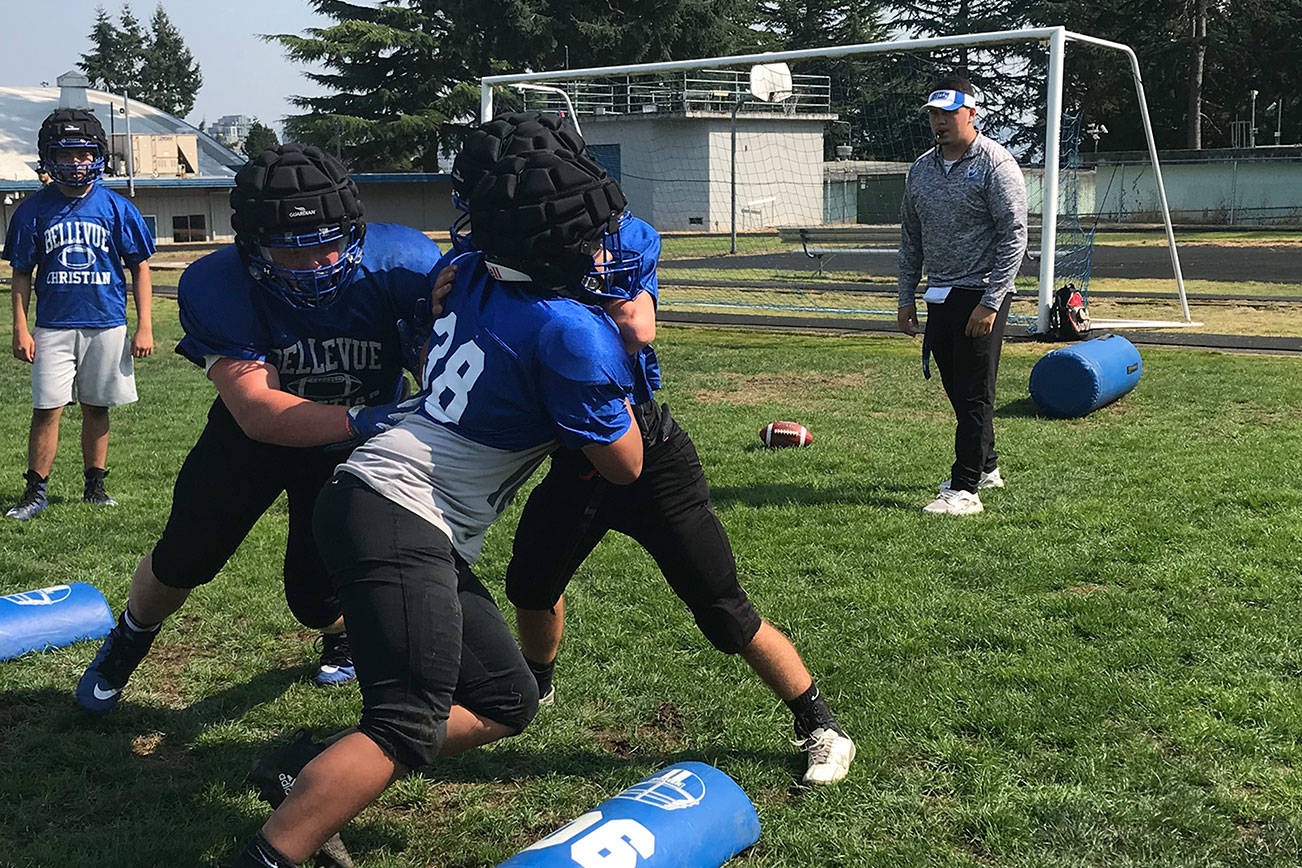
xmin=940 ymin=467 xmax=1004 ymax=491
xmin=801 ymin=727 xmax=855 ymax=785
xmin=923 ymin=488 xmax=983 ymax=515
xmin=538 ymin=684 xmax=555 ymax=707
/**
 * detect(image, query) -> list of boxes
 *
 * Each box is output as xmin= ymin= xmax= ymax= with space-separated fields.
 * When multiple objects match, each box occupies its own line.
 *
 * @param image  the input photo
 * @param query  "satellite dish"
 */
xmin=750 ymin=63 xmax=793 ymax=103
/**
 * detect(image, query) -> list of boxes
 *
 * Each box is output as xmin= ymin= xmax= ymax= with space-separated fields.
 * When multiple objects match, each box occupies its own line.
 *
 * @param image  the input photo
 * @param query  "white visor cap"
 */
xmin=922 ymin=89 xmax=978 ymax=111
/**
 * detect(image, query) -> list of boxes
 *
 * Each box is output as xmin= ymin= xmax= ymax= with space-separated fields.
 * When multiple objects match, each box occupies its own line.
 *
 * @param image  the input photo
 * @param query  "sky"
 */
xmin=0 ymin=1 xmax=332 ymax=132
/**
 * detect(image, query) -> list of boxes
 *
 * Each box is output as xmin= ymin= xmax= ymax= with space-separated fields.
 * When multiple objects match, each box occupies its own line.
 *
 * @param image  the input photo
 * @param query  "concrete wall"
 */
xmin=584 ymin=114 xmax=824 ymax=232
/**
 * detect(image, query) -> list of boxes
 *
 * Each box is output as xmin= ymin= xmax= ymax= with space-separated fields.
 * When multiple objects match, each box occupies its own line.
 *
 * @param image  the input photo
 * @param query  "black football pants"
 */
xmin=925 ymin=290 xmax=1013 ymax=494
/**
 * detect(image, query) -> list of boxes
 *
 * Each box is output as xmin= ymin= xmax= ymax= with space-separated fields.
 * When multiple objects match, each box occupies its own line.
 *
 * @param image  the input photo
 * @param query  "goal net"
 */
xmin=481 ymin=28 xmax=1192 ymax=333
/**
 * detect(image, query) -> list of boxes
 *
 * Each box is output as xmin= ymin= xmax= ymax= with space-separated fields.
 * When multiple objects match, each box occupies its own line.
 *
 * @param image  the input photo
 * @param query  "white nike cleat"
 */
xmin=923 ymin=488 xmax=983 ymax=515
xmin=537 ymin=684 xmax=555 ymax=707
xmin=801 ymin=727 xmax=856 ymax=785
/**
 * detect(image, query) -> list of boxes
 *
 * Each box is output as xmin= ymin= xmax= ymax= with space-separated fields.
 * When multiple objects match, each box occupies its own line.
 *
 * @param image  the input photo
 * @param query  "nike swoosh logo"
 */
xmin=319 ymin=666 xmax=339 ymax=674
xmin=92 ymin=684 xmax=120 ymax=701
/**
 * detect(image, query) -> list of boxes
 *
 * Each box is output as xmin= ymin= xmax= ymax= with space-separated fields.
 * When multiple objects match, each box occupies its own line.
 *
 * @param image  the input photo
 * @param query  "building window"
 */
xmin=172 ymin=214 xmax=206 ymax=243
xmin=142 ymin=215 xmax=157 ymax=240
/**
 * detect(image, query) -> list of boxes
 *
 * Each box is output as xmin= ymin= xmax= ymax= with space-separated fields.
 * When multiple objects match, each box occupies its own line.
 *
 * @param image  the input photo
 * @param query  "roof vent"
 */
xmin=56 ymin=70 xmax=91 ymax=109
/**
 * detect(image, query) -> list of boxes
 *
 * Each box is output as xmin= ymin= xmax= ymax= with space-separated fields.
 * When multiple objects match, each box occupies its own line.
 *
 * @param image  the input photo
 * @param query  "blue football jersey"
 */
xmin=338 ymin=250 xmax=635 ymax=560
xmin=1 ymin=182 xmax=155 ymax=328
xmin=176 ymin=223 xmax=441 ymax=407
xmin=618 ymin=214 xmax=663 ymax=404
xmin=416 ymin=250 xmax=634 ymax=451
xmin=447 ymin=211 xmax=664 ymax=404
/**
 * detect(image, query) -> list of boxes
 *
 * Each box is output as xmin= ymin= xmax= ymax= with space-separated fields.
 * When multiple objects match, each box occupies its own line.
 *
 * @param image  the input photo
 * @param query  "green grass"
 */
xmin=5 ymin=304 xmax=1302 ymax=866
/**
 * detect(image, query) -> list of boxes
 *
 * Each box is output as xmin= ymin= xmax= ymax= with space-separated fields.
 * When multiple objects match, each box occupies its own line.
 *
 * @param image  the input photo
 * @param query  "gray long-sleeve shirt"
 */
xmin=897 ymin=132 xmax=1028 ymax=311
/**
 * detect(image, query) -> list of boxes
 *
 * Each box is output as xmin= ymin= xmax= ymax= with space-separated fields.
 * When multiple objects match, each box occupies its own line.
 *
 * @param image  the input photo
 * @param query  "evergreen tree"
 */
xmin=757 ymin=0 xmax=890 ymax=159
xmin=80 ymin=7 xmax=124 ymax=92
xmin=138 ymin=5 xmax=203 ymax=118
xmin=115 ymin=5 xmax=148 ymax=91
xmin=270 ymin=0 xmax=765 ymax=171
xmin=244 ymin=120 xmax=280 ymax=155
xmin=79 ymin=5 xmax=145 ymax=94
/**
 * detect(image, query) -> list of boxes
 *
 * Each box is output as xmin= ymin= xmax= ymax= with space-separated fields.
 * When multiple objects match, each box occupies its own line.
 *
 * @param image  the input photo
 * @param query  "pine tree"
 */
xmin=115 ymin=5 xmax=148 ymax=91
xmin=80 ymin=8 xmax=124 ymax=91
xmin=138 ymin=5 xmax=203 ymax=118
xmin=270 ymin=0 xmax=765 ymax=171
xmin=244 ymin=120 xmax=280 ymax=155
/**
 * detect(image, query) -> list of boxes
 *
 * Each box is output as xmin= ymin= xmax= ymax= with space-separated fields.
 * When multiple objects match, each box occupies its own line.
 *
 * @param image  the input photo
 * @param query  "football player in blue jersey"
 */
xmin=3 ymin=108 xmax=155 ymax=519
xmin=225 ymin=145 xmax=644 ymax=868
xmin=74 ymin=146 xmax=446 ymax=732
xmin=443 ymin=112 xmax=855 ymax=786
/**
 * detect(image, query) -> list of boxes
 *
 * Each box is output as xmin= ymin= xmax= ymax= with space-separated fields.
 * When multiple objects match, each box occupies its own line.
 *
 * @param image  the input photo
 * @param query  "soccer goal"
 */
xmin=480 ymin=28 xmax=1193 ymax=334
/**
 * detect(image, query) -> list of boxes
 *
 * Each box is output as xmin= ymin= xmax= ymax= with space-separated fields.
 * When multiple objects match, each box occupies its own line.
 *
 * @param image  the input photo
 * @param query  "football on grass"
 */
xmin=759 ymin=420 xmax=813 ymax=448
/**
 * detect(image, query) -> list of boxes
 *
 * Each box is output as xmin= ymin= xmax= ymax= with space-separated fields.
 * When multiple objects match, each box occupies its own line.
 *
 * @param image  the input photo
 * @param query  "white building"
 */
xmin=209 ymin=114 xmax=255 ymax=150
xmin=0 ymin=73 xmax=460 ymax=244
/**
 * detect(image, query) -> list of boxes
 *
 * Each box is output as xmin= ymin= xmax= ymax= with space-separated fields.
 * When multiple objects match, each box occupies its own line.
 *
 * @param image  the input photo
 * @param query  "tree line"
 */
xmin=74 ymin=0 xmax=1300 ymax=169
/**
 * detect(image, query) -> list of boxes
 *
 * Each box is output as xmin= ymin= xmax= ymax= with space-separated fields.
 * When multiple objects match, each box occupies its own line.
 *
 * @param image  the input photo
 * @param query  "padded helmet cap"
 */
xmin=38 ymin=109 xmax=108 ymax=184
xmin=469 ymin=148 xmax=627 ymax=291
xmin=451 ymin=112 xmax=586 ymax=207
xmin=230 ymin=143 xmax=364 ymax=240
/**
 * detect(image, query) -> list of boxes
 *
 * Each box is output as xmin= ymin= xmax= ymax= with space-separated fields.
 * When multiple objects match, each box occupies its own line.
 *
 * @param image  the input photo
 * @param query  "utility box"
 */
xmin=110 ymin=134 xmax=199 ymax=177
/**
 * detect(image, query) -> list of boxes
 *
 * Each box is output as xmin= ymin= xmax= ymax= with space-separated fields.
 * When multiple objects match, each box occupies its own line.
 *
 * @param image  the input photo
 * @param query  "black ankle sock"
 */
xmin=526 ymin=656 xmax=555 ymax=695
xmin=236 ymin=832 xmax=300 ymax=868
xmin=785 ymin=682 xmax=842 ymax=738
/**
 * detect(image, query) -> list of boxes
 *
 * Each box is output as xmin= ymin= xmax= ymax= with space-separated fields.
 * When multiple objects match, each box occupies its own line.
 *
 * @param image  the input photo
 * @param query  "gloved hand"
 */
xmin=397 ymin=296 xmax=433 ymax=378
xmin=346 ymin=391 xmax=426 ymax=439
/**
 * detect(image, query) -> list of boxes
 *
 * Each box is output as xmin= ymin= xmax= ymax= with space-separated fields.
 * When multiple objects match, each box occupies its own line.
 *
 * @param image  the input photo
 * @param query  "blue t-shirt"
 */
xmin=176 ymin=222 xmax=441 ymax=407
xmin=2 ymin=183 xmax=155 ymax=328
xmin=416 ymin=250 xmax=634 ymax=452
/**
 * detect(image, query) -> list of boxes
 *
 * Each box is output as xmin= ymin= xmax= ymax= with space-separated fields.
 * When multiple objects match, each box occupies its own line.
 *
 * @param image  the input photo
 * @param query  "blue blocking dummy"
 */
xmin=1030 ymin=334 xmax=1143 ymax=418
xmin=498 ymin=762 xmax=760 ymax=868
xmin=0 ymin=583 xmax=114 ymax=661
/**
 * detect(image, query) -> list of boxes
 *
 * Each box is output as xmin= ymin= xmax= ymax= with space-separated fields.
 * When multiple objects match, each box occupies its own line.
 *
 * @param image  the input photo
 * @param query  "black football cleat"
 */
xmin=247 ymin=730 xmax=356 ymax=868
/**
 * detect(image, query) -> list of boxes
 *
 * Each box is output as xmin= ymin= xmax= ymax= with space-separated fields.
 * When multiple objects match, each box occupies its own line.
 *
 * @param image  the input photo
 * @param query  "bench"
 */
xmin=777 ymin=226 xmax=899 ymax=275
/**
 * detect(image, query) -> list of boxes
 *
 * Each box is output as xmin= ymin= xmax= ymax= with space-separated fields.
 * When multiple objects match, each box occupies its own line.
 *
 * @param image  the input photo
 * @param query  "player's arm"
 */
xmin=210 ymin=358 xmax=418 ymax=446
xmin=897 ymin=179 xmax=924 ymax=336
xmin=601 ymin=291 xmax=656 ymax=355
xmin=128 ymin=260 xmax=154 ymax=358
xmin=10 ymin=269 xmax=35 ymax=363
xmin=209 ymin=358 xmax=354 ymax=446
xmin=580 ymin=400 xmax=642 ymax=484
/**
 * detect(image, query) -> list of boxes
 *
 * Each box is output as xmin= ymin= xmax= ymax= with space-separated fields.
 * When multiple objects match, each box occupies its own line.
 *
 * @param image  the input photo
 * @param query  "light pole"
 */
xmin=1250 ymin=89 xmax=1258 ymax=147
xmin=1085 ymin=122 xmax=1108 ymax=153
xmin=1266 ymin=100 xmax=1282 ymax=145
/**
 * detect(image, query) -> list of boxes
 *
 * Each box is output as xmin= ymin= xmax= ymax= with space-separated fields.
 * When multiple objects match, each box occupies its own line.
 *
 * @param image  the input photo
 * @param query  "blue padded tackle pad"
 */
xmin=1029 ymin=334 xmax=1143 ymax=418
xmin=0 ymin=583 xmax=114 ymax=661
xmin=498 ymin=762 xmax=760 ymax=867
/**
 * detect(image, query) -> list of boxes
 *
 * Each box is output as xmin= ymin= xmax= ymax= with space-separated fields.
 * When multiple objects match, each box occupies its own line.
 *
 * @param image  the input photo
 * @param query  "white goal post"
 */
xmin=480 ymin=27 xmax=1192 ymax=334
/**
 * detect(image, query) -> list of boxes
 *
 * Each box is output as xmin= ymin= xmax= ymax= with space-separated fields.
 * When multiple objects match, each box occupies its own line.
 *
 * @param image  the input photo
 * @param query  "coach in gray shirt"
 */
xmin=897 ymin=73 xmax=1027 ymax=515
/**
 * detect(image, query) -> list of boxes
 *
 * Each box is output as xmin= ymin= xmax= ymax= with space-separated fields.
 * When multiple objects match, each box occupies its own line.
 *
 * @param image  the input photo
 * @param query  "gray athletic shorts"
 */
xmin=31 ymin=325 xmax=137 ymax=409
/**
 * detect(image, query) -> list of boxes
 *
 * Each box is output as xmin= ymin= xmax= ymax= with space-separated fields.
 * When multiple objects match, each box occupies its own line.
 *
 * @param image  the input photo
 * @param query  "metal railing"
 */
xmin=516 ymin=70 xmax=832 ymax=116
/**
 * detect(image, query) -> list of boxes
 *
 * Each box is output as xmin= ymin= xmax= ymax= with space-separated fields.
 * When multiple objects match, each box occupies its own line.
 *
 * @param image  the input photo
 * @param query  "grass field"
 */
xmin=4 ymin=300 xmax=1302 ymax=866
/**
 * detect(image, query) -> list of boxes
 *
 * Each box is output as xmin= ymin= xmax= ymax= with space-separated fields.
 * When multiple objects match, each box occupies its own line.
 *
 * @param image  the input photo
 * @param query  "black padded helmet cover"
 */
xmin=38 ymin=108 xmax=108 ymax=157
xmin=451 ymin=112 xmax=586 ymax=206
xmin=469 ymin=148 xmax=628 ymax=291
xmin=230 ymin=143 xmax=365 ymax=243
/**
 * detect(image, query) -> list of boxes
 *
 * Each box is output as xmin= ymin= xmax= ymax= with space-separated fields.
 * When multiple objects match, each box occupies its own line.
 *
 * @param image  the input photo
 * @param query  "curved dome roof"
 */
xmin=0 ymin=85 xmax=244 ymax=181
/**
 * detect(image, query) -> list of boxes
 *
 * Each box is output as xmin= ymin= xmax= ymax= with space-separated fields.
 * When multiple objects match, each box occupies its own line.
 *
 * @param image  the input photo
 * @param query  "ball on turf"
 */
xmin=759 ymin=420 xmax=813 ymax=448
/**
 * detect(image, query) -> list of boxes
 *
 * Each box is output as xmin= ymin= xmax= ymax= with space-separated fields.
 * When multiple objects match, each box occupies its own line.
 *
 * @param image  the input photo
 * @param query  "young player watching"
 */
xmin=4 ymin=108 xmax=154 ymax=518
